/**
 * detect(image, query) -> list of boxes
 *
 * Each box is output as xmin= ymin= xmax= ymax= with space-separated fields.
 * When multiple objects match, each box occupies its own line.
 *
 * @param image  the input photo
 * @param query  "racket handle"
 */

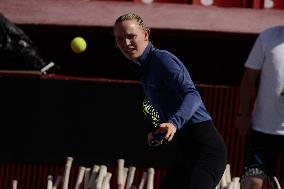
xmin=148 ymin=132 xmax=165 ymax=147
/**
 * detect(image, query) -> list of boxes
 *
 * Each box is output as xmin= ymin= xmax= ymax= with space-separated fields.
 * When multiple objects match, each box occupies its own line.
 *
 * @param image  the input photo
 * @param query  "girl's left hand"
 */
xmin=156 ymin=122 xmax=177 ymax=142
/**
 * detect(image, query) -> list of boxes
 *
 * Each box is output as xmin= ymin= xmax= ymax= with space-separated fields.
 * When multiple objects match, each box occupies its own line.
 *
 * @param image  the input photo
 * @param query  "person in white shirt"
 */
xmin=236 ymin=25 xmax=284 ymax=189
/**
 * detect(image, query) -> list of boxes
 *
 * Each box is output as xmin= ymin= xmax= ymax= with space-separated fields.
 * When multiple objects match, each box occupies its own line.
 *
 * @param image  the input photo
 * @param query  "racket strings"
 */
xmin=142 ymin=99 xmax=160 ymax=127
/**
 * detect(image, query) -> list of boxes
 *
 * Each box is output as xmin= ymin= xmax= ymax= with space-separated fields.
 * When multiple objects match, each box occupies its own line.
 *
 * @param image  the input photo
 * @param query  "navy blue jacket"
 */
xmin=131 ymin=43 xmax=212 ymax=130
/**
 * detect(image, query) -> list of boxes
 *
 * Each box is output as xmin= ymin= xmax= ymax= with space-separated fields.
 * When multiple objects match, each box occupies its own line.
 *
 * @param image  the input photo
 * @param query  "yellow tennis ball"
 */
xmin=281 ymin=86 xmax=284 ymax=95
xmin=70 ymin=37 xmax=87 ymax=53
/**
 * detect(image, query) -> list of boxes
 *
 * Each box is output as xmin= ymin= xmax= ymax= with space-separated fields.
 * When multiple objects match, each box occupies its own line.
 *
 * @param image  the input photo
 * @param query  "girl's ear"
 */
xmin=145 ymin=31 xmax=149 ymax=41
xmin=144 ymin=28 xmax=150 ymax=41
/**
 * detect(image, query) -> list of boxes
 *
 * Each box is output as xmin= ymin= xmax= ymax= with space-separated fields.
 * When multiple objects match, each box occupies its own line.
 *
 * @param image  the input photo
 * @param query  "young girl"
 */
xmin=113 ymin=13 xmax=227 ymax=189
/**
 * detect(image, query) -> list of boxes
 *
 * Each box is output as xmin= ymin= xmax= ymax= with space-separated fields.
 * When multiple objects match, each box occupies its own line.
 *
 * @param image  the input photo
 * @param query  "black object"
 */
xmin=0 ymin=13 xmax=58 ymax=73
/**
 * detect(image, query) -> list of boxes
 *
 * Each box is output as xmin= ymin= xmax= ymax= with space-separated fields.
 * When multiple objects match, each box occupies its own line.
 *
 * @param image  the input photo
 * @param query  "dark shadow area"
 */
xmin=0 ymin=77 xmax=178 ymax=168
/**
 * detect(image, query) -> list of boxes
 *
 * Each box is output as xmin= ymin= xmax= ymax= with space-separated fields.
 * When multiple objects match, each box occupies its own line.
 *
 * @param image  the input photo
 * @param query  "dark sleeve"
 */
xmin=158 ymin=52 xmax=202 ymax=129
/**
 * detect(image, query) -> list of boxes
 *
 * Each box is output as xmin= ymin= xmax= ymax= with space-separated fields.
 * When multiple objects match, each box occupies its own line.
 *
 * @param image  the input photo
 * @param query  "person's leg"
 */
xmin=160 ymin=121 xmax=227 ymax=189
xmin=158 ymin=134 xmax=190 ymax=189
xmin=240 ymin=168 xmax=266 ymax=189
xmin=184 ymin=122 xmax=227 ymax=189
xmin=240 ymin=130 xmax=280 ymax=189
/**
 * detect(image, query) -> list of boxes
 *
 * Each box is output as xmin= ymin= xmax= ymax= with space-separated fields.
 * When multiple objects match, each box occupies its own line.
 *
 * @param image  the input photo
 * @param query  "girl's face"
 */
xmin=114 ymin=20 xmax=149 ymax=61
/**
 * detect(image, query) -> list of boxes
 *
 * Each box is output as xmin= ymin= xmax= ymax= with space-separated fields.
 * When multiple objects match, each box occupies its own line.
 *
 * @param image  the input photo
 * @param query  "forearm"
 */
xmin=238 ymin=68 xmax=260 ymax=115
xmin=168 ymin=91 xmax=201 ymax=129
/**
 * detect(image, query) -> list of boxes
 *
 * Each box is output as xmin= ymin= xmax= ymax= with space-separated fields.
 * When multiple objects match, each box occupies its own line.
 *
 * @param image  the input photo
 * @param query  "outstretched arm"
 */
xmin=236 ymin=67 xmax=260 ymax=139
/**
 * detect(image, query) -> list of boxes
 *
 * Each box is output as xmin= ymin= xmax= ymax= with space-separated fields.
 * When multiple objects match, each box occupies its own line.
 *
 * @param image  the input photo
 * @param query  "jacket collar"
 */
xmin=136 ymin=42 xmax=152 ymax=65
xmin=128 ymin=42 xmax=153 ymax=78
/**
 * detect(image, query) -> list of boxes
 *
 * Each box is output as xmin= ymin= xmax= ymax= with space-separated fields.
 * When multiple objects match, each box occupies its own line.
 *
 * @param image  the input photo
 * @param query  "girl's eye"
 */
xmin=127 ymin=34 xmax=137 ymax=40
xmin=115 ymin=34 xmax=136 ymax=43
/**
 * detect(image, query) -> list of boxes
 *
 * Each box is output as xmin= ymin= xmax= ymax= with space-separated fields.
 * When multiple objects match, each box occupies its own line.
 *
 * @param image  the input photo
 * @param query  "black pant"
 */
xmin=159 ymin=121 xmax=227 ymax=189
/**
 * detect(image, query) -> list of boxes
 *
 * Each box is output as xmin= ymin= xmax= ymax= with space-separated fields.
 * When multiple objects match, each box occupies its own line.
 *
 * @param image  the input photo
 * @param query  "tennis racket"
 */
xmin=74 ymin=166 xmax=86 ymax=189
xmin=142 ymin=99 xmax=166 ymax=147
xmin=146 ymin=168 xmax=155 ymax=189
xmin=125 ymin=166 xmax=136 ymax=189
xmin=47 ymin=176 xmax=53 ymax=189
xmin=62 ymin=156 xmax=73 ymax=189
xmin=240 ymin=168 xmax=282 ymax=189
xmin=117 ymin=159 xmax=125 ymax=189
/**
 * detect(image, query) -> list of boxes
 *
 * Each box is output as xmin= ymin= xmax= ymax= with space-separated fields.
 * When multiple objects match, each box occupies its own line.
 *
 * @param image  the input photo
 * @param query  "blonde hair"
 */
xmin=114 ymin=13 xmax=150 ymax=36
